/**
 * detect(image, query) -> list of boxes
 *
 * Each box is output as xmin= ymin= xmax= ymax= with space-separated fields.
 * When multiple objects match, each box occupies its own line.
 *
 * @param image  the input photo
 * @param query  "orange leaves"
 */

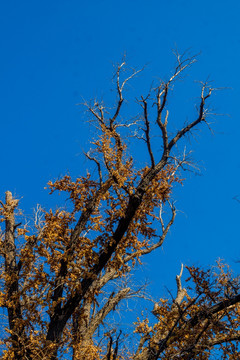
xmin=17 ymin=227 xmax=28 ymax=236
xmin=131 ymin=260 xmax=240 ymax=359
xmin=0 ymin=192 xmax=19 ymax=221
xmin=0 ymin=120 xmax=185 ymax=359
xmin=48 ymin=174 xmax=98 ymax=213
xmin=40 ymin=209 xmax=73 ymax=273
xmin=144 ymin=164 xmax=183 ymax=204
xmin=0 ymin=291 xmax=6 ymax=307
xmin=109 ymin=165 xmax=182 ymax=263
xmin=134 ymin=317 xmax=152 ymax=335
xmin=71 ymin=341 xmax=102 ymax=360
xmin=1 ymin=349 xmax=15 ymax=359
xmin=0 ymin=58 xmax=235 ymax=360
xmin=44 ymin=209 xmax=73 ymax=245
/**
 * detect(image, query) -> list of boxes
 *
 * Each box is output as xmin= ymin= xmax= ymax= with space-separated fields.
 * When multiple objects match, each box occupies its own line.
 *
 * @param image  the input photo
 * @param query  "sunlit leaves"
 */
xmin=0 ymin=57 xmax=235 ymax=360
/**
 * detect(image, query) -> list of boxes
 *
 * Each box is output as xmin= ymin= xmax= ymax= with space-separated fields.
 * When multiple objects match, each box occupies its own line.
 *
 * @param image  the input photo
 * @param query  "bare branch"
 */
xmin=168 ymin=84 xmax=213 ymax=150
xmin=110 ymin=62 xmax=143 ymax=128
xmin=140 ymin=95 xmax=155 ymax=168
xmin=85 ymin=151 xmax=103 ymax=187
xmin=84 ymin=100 xmax=105 ymax=125
xmin=173 ymin=264 xmax=187 ymax=309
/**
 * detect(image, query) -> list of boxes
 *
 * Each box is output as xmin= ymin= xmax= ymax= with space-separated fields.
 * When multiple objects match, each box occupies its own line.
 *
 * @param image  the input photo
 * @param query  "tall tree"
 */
xmin=1 ymin=53 xmax=240 ymax=359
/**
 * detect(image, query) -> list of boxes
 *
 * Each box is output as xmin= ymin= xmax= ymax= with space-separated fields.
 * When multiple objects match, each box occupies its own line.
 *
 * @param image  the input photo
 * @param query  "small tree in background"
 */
xmin=1 ymin=54 xmax=240 ymax=360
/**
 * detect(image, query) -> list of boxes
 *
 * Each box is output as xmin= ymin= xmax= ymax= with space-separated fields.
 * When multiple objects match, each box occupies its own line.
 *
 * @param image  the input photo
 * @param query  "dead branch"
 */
xmin=139 ymin=95 xmax=155 ymax=168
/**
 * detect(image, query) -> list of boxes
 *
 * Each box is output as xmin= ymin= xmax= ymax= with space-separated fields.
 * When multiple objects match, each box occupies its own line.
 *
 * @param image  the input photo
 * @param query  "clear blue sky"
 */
xmin=1 ymin=0 xmax=240 ymax=298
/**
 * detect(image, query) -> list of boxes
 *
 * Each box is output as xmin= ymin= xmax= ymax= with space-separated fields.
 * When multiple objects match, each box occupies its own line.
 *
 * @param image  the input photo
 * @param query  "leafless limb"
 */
xmin=168 ymin=83 xmax=213 ymax=151
xmin=139 ymin=95 xmax=155 ymax=168
xmin=85 ymin=151 xmax=103 ymax=187
xmin=34 ymin=204 xmax=45 ymax=232
xmin=110 ymin=62 xmax=143 ymax=128
xmin=174 ymin=263 xmax=187 ymax=308
xmin=83 ymin=99 xmax=105 ymax=126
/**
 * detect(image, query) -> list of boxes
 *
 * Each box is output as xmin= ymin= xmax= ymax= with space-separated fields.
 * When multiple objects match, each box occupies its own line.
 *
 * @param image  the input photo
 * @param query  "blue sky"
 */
xmin=1 ymin=0 xmax=240 ymax=298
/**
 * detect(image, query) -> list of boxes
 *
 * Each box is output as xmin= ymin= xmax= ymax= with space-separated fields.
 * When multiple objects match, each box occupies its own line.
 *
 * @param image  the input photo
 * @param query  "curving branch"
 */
xmin=84 ymin=288 xmax=130 ymax=340
xmin=168 ymin=84 xmax=213 ymax=151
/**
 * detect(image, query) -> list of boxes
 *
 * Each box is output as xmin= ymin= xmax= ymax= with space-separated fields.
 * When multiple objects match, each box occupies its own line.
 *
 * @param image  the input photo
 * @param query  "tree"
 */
xmin=1 ymin=53 xmax=240 ymax=360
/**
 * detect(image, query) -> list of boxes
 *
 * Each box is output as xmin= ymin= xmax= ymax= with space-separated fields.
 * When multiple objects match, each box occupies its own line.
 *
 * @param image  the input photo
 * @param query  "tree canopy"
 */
xmin=1 ymin=54 xmax=240 ymax=360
